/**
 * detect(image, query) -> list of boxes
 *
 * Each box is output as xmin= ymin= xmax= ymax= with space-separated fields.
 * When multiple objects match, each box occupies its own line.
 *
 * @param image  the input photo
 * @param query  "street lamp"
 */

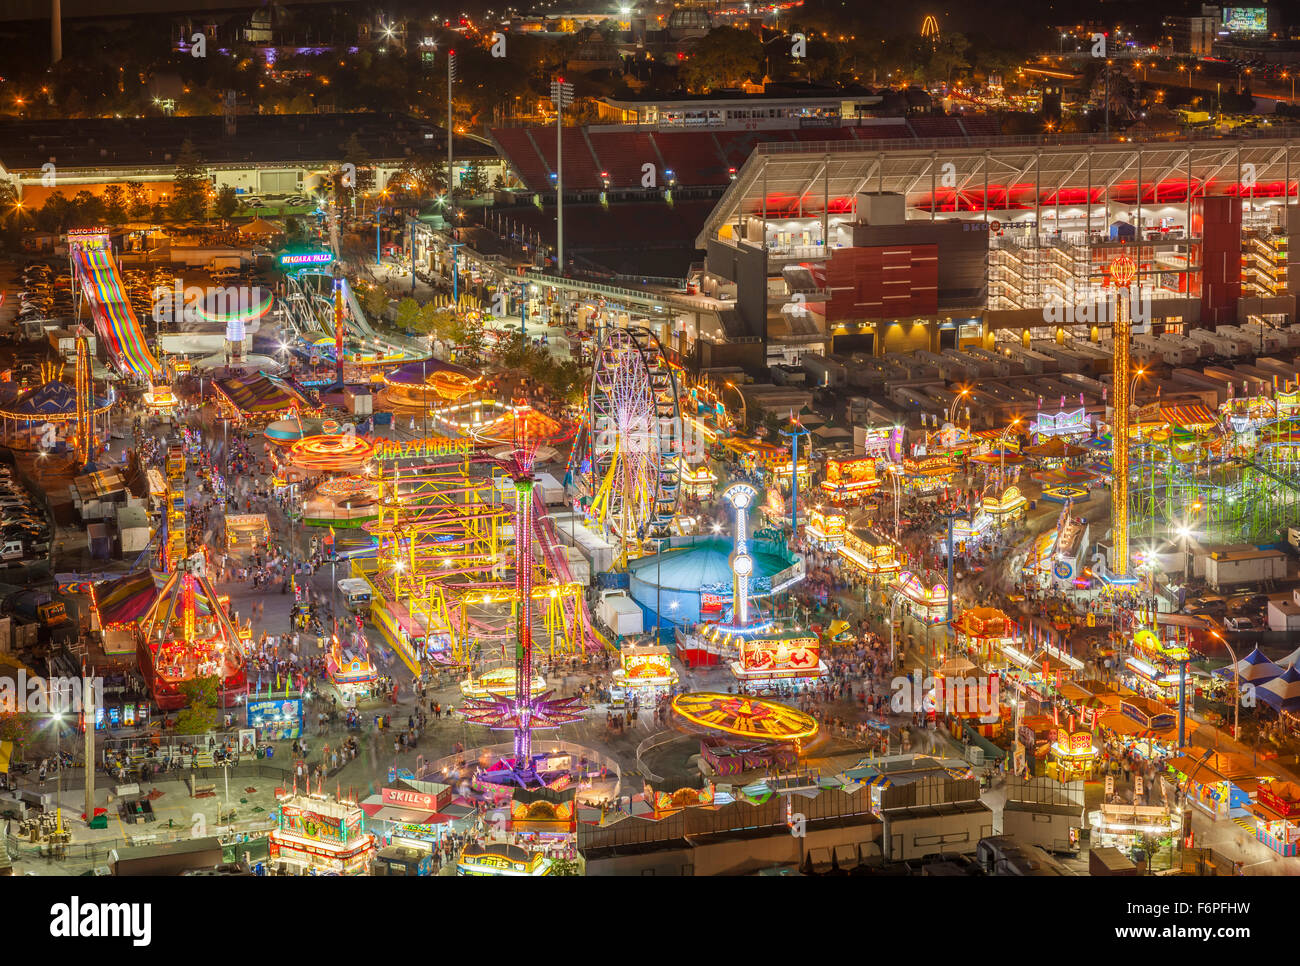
xmin=948 ymin=387 xmax=971 ymax=426
xmin=997 ymin=418 xmax=1021 ymax=490
xmin=1211 ymin=630 xmax=1239 ymax=740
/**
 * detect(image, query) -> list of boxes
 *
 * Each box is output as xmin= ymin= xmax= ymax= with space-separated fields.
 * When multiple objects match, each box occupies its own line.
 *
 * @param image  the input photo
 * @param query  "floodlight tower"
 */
xmin=779 ymin=414 xmax=810 ymax=536
xmin=724 ymin=482 xmax=760 ymax=626
xmin=1109 ymin=251 xmax=1136 ymax=580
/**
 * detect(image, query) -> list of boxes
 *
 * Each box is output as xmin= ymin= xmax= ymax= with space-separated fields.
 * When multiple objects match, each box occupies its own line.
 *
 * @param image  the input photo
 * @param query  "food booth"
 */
xmin=269 ymin=791 xmax=377 ymax=875
xmin=679 ymin=461 xmax=718 ymax=500
xmin=806 ymin=506 xmax=847 ymax=545
xmin=838 ymin=528 xmax=901 ymax=578
xmin=889 ymin=571 xmax=949 ymax=623
xmin=611 ymin=642 xmax=680 ymax=703
xmin=1048 ymin=729 xmax=1099 ymax=781
xmin=819 ymin=455 xmax=879 ymax=503
xmin=459 ymin=667 xmax=547 ymax=700
xmin=729 ymin=627 xmax=827 ymax=693
xmin=953 ymin=607 xmax=1021 ymax=663
xmin=1098 ymin=697 xmax=1179 ymax=761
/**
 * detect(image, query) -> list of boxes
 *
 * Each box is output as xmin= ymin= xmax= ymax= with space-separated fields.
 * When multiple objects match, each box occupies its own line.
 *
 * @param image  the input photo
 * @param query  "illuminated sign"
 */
xmin=280 ymin=252 xmax=334 ymax=266
xmin=622 ymin=650 xmax=673 ymax=680
xmin=382 ymin=786 xmax=439 ymax=811
xmin=375 ymin=436 xmax=474 ymax=460
xmin=1223 ymin=6 xmax=1267 ymax=32
xmin=1030 ymin=408 xmax=1089 ymax=438
xmin=738 ymin=634 xmax=820 ymax=673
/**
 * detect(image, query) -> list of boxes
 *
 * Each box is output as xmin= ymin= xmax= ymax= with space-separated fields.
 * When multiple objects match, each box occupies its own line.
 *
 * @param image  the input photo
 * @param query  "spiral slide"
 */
xmin=69 ymin=231 xmax=161 ymax=377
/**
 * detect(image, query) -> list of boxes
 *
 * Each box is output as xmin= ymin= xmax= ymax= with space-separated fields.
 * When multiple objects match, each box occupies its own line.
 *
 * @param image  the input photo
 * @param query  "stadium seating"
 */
xmin=490 ymin=127 xmax=553 ymax=191
xmin=908 ymin=116 xmax=966 ymax=140
xmin=531 ymin=128 xmax=604 ymax=191
xmin=587 ymin=131 xmax=660 ymax=189
xmin=650 ymin=131 xmax=729 ymax=186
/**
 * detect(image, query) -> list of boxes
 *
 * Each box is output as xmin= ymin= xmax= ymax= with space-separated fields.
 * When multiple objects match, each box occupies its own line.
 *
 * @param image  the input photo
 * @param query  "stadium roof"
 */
xmin=0 ymin=113 xmax=495 ymax=173
xmin=696 ymin=125 xmax=1300 ymax=246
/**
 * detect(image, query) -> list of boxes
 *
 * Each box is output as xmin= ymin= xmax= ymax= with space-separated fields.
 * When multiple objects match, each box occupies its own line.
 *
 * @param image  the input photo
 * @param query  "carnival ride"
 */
xmin=136 ymin=560 xmax=249 ymax=710
xmin=568 ymin=325 xmax=682 ymax=564
xmin=670 ymin=692 xmax=819 ymax=750
xmin=281 ymin=270 xmax=424 ymax=364
xmin=68 ymin=230 xmax=161 ymax=378
xmin=456 ymin=431 xmax=589 ymax=785
xmin=1127 ymin=408 xmax=1300 ymax=546
xmin=357 ymin=449 xmax=599 ymax=675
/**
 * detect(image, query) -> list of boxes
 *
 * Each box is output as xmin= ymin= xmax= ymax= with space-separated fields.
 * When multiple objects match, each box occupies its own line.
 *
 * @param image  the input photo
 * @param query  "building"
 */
xmin=1163 ymin=15 xmax=1218 ymax=56
xmin=1268 ymin=596 xmax=1300 ymax=632
xmin=1203 ymin=548 xmax=1289 ymax=589
xmin=0 ymin=113 xmax=501 ymax=208
xmin=695 ymin=129 xmax=1300 ymax=364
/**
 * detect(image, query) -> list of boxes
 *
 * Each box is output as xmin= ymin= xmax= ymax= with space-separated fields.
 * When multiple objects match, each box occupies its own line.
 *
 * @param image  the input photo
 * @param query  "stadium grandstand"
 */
xmin=488 ymin=116 xmax=1008 ymax=192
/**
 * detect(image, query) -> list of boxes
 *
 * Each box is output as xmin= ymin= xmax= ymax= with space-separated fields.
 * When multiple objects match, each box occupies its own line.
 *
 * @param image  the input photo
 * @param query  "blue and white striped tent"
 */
xmin=1212 ymin=646 xmax=1283 ymax=685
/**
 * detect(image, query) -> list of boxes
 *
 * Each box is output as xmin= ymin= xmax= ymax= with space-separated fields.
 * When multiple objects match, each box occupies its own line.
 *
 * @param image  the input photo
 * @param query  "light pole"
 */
xmin=997 ymin=418 xmax=1021 ymax=491
xmin=948 ymin=387 xmax=970 ymax=427
xmin=1212 ymin=631 xmax=1239 ymax=741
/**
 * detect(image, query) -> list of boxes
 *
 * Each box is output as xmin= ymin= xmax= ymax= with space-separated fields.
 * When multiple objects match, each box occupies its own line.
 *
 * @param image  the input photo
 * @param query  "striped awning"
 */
xmin=1160 ymin=404 xmax=1218 ymax=428
xmin=865 ymin=774 xmax=893 ymax=789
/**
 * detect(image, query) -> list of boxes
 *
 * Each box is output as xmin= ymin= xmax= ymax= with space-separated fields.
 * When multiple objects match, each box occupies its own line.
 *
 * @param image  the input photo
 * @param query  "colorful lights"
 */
xmin=670 ymin=692 xmax=819 ymax=743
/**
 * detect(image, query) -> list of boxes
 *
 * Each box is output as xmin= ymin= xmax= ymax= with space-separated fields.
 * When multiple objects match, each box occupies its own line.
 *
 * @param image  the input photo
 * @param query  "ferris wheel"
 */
xmin=583 ymin=325 xmax=682 ymax=553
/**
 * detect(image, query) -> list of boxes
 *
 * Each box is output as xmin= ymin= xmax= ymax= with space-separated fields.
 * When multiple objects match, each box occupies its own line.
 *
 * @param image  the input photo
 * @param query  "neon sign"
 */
xmin=280 ymin=252 xmax=334 ymax=266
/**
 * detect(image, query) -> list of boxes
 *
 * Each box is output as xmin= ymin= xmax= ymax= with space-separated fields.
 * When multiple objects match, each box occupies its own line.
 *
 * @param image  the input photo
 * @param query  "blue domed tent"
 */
xmin=627 ymin=535 xmax=801 ymax=628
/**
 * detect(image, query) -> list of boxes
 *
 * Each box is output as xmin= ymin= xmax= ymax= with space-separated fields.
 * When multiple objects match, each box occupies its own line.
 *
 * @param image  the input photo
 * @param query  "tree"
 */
xmin=393 ymin=297 xmax=422 ymax=332
xmin=174 ymin=676 xmax=220 ymax=736
xmin=213 ymin=185 xmax=240 ymax=224
xmin=361 ymin=284 xmax=391 ymax=323
xmin=0 ymin=712 xmax=34 ymax=758
xmin=72 ymin=190 xmax=106 ymax=225
xmin=126 ymin=182 xmax=151 ymax=220
xmin=393 ymin=153 xmax=447 ymax=200
xmin=102 ymin=184 xmax=129 ymax=224
xmin=549 ymin=856 xmax=581 ymax=875
xmin=461 ymin=160 xmax=490 ymax=197
xmin=678 ymin=27 xmax=764 ymax=92
xmin=448 ymin=310 xmax=486 ymax=365
xmin=171 ymin=138 xmax=210 ymax=222
xmin=928 ymin=32 xmax=970 ymax=85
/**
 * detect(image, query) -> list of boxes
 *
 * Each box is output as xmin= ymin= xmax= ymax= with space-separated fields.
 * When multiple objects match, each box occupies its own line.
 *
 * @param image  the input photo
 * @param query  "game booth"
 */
xmin=1121 ymin=629 xmax=1190 ymax=704
xmin=327 ymin=635 xmax=378 ymax=702
xmin=1246 ymin=781 xmax=1300 ymax=857
xmin=225 ymin=513 xmax=271 ymax=554
xmin=1098 ymin=697 xmax=1179 ymax=762
xmin=460 ymin=667 xmax=548 ymax=700
xmin=679 ymin=461 xmax=718 ymax=500
xmin=981 ymin=485 xmax=1028 ymax=523
xmin=269 ymin=791 xmax=377 ymax=875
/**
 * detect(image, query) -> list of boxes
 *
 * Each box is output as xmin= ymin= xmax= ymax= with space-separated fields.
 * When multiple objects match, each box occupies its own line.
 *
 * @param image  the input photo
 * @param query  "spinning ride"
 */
xmin=457 ymin=429 xmax=588 ymax=787
xmin=572 ymin=325 xmax=682 ymax=563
